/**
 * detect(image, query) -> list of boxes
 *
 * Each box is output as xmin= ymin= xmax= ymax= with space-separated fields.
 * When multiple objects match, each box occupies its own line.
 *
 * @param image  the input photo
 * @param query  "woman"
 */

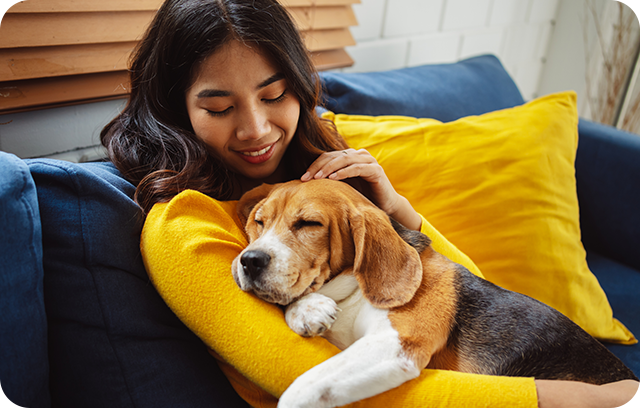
xmin=101 ymin=0 xmax=638 ymax=407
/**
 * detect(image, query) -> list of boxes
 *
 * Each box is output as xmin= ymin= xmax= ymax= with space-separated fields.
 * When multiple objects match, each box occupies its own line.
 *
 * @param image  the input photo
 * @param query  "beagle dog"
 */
xmin=231 ymin=179 xmax=637 ymax=408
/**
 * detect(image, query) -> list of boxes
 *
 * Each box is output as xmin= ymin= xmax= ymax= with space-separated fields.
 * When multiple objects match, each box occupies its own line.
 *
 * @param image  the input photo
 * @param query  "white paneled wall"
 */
xmin=345 ymin=0 xmax=559 ymax=100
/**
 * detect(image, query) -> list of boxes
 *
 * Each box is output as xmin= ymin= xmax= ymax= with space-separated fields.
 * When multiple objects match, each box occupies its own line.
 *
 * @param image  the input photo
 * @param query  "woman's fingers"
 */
xmin=327 ymin=162 xmax=374 ymax=181
xmin=302 ymin=149 xmax=376 ymax=181
xmin=302 ymin=148 xmax=393 ymax=211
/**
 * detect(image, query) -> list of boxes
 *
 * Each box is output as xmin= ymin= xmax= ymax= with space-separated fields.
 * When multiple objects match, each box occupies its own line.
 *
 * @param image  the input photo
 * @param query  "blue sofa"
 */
xmin=1 ymin=55 xmax=638 ymax=407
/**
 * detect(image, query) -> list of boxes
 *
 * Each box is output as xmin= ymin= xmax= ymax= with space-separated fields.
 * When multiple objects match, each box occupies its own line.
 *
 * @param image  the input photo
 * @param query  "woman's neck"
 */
xmin=230 ymin=162 xmax=290 ymax=200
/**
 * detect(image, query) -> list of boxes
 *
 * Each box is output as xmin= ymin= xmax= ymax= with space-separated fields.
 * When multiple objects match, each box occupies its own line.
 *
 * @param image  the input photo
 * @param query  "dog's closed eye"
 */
xmin=293 ymin=219 xmax=323 ymax=230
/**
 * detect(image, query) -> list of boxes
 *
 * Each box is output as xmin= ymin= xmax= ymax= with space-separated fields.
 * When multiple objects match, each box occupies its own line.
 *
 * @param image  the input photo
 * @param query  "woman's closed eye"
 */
xmin=263 ymin=89 xmax=287 ymax=104
xmin=205 ymin=90 xmax=287 ymax=117
xmin=206 ymin=106 xmax=233 ymax=117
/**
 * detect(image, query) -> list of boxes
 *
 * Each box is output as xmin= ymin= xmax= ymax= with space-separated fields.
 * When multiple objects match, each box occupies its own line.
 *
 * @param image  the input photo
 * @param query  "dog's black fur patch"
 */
xmin=389 ymin=218 xmax=431 ymax=254
xmin=388 ymin=214 xmax=637 ymax=384
xmin=448 ymin=264 xmax=638 ymax=384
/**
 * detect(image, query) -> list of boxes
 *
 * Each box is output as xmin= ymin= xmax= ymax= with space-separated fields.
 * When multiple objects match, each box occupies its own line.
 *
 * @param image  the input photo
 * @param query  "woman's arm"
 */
xmin=535 ymin=379 xmax=639 ymax=408
xmin=141 ymin=189 xmax=538 ymax=407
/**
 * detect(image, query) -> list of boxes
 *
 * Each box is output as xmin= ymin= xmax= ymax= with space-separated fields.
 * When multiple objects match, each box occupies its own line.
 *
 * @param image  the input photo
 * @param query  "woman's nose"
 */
xmin=236 ymin=105 xmax=271 ymax=141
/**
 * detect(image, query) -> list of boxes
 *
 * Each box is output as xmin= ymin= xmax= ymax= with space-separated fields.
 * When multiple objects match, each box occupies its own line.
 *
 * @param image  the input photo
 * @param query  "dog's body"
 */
xmin=232 ymin=179 xmax=637 ymax=408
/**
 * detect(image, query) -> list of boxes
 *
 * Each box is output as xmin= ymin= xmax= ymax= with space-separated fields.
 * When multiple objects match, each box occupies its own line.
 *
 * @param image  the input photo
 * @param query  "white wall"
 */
xmin=0 ymin=99 xmax=125 ymax=162
xmin=1 ymin=0 xmax=631 ymax=161
xmin=345 ymin=0 xmax=559 ymax=101
xmin=539 ymin=0 xmax=640 ymax=124
xmin=537 ymin=0 xmax=598 ymax=112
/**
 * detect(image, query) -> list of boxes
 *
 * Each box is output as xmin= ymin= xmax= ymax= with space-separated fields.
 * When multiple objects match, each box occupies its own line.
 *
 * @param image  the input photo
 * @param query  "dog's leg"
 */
xmin=285 ymin=293 xmax=339 ymax=337
xmin=278 ymin=306 xmax=421 ymax=408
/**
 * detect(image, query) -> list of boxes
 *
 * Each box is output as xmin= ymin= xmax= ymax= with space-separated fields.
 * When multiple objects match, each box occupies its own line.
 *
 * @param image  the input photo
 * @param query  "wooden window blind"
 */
xmin=0 ymin=0 xmax=357 ymax=115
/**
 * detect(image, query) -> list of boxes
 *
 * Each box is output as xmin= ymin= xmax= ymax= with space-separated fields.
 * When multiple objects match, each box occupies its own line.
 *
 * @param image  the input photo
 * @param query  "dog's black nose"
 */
xmin=241 ymin=250 xmax=271 ymax=280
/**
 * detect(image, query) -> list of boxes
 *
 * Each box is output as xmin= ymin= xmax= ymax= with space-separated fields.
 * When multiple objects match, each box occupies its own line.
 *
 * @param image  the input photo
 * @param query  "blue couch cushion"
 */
xmin=588 ymin=252 xmax=640 ymax=377
xmin=320 ymin=54 xmax=525 ymax=122
xmin=0 ymin=152 xmax=50 ymax=408
xmin=576 ymin=119 xmax=640 ymax=272
xmin=27 ymin=159 xmax=248 ymax=408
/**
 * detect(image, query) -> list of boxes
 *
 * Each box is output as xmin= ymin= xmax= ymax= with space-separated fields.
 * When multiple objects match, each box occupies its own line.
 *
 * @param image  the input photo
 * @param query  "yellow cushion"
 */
xmin=324 ymin=91 xmax=636 ymax=344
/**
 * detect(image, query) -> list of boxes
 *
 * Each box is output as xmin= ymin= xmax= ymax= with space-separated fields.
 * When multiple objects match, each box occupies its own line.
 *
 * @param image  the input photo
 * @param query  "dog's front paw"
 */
xmin=285 ymin=293 xmax=339 ymax=337
xmin=278 ymin=384 xmax=337 ymax=408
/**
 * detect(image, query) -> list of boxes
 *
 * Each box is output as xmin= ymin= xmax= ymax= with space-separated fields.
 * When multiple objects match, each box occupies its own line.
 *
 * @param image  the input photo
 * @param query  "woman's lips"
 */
xmin=235 ymin=141 xmax=277 ymax=164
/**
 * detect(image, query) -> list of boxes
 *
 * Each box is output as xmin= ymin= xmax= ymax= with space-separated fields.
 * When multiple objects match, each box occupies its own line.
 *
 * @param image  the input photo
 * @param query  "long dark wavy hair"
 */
xmin=101 ymin=0 xmax=347 ymax=213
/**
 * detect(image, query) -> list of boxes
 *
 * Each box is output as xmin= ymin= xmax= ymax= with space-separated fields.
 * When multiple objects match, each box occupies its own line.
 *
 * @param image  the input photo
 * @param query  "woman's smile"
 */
xmin=235 ymin=140 xmax=279 ymax=164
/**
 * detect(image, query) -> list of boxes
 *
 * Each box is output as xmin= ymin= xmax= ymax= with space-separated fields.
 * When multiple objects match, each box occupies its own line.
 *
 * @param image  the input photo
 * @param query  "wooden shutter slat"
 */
xmin=289 ymin=6 xmax=357 ymax=31
xmin=8 ymin=0 xmax=361 ymax=12
xmin=302 ymin=28 xmax=355 ymax=52
xmin=0 ymin=12 xmax=155 ymax=48
xmin=7 ymin=0 xmax=164 ymax=13
xmin=0 ymin=48 xmax=355 ymax=114
xmin=0 ymin=71 xmax=129 ymax=113
xmin=0 ymin=42 xmax=136 ymax=81
xmin=311 ymin=49 xmax=354 ymax=71
xmin=281 ymin=0 xmax=360 ymax=6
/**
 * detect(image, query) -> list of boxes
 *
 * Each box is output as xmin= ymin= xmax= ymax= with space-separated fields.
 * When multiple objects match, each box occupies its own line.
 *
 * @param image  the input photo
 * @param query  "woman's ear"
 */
xmin=236 ymin=183 xmax=276 ymax=226
xmin=350 ymin=206 xmax=423 ymax=309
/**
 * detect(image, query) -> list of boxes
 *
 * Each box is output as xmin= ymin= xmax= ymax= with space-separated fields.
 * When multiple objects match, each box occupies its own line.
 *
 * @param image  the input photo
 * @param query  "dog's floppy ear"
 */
xmin=350 ymin=206 xmax=423 ymax=309
xmin=236 ymin=183 xmax=276 ymax=226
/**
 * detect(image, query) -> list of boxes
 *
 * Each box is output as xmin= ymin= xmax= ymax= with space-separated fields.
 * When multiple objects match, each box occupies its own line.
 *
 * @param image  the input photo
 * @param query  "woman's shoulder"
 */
xmin=144 ymin=189 xmax=245 ymax=242
xmin=150 ymin=189 xmax=237 ymax=216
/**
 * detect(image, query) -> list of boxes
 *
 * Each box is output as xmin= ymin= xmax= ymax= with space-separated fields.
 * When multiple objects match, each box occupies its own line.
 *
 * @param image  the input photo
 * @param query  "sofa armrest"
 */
xmin=576 ymin=119 xmax=640 ymax=271
xmin=0 ymin=152 xmax=50 ymax=408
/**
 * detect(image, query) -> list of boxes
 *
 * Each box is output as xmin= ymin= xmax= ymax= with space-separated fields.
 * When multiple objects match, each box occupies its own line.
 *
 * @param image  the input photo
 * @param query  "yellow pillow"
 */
xmin=324 ymin=91 xmax=636 ymax=344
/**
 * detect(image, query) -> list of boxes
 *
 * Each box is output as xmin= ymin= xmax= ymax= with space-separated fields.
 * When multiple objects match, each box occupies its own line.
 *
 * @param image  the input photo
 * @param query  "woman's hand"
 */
xmin=301 ymin=149 xmax=422 ymax=230
xmin=535 ymin=379 xmax=639 ymax=408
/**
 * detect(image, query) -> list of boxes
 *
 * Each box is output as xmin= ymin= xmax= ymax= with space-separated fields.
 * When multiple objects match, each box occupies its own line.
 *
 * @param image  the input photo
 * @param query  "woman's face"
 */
xmin=185 ymin=40 xmax=301 ymax=187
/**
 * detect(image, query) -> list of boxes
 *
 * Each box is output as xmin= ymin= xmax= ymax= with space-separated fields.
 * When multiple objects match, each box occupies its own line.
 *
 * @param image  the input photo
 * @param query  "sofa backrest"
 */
xmin=575 ymin=120 xmax=640 ymax=271
xmin=320 ymin=54 xmax=525 ymax=122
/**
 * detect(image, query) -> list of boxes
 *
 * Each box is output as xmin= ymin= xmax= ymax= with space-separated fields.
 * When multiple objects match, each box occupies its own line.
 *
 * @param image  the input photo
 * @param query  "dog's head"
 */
xmin=232 ymin=179 xmax=425 ymax=308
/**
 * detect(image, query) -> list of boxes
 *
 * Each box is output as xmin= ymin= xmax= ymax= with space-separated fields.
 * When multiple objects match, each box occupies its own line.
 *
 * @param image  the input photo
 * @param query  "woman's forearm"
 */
xmin=388 ymin=194 xmax=423 ymax=231
xmin=535 ymin=379 xmax=639 ymax=408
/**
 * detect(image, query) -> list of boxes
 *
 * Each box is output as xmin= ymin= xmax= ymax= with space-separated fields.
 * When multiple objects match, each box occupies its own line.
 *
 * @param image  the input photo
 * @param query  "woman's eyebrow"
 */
xmin=258 ymin=72 xmax=285 ymax=89
xmin=196 ymin=89 xmax=230 ymax=99
xmin=196 ymin=73 xmax=285 ymax=99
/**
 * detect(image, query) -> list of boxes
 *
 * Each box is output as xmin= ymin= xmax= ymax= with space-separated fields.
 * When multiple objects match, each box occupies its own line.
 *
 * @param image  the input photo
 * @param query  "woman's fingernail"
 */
xmin=301 ymin=172 xmax=310 ymax=181
xmin=314 ymin=171 xmax=323 ymax=179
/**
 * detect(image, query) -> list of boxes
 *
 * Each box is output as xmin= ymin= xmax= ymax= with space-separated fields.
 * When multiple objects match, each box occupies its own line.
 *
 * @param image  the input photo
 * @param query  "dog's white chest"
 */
xmin=317 ymin=274 xmax=392 ymax=350
xmin=322 ymin=289 xmax=366 ymax=349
